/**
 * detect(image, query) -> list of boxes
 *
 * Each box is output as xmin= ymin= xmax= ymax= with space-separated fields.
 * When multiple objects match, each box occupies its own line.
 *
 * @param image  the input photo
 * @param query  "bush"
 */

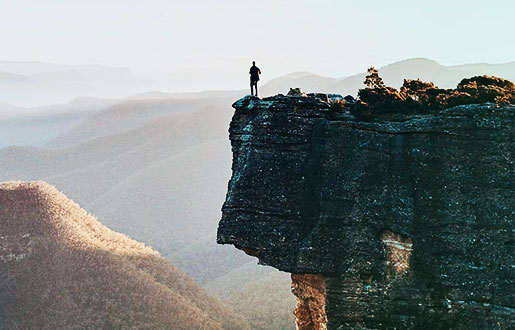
xmin=328 ymin=97 xmax=346 ymax=111
xmin=352 ymin=70 xmax=515 ymax=119
xmin=357 ymin=86 xmax=409 ymax=116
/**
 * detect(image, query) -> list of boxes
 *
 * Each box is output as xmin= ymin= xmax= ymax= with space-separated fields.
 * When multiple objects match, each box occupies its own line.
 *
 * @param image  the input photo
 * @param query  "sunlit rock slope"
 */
xmin=0 ymin=181 xmax=248 ymax=330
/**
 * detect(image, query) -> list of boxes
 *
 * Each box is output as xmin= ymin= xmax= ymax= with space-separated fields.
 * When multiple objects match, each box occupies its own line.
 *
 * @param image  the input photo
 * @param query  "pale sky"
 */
xmin=1 ymin=0 xmax=514 ymax=91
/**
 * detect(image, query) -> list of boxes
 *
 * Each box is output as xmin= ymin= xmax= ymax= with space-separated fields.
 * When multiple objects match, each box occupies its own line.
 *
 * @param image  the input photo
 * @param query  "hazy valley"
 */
xmin=1 ymin=57 xmax=514 ymax=329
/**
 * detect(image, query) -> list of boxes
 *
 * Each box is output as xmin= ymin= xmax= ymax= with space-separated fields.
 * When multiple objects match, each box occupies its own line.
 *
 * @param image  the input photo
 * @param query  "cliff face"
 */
xmin=217 ymin=94 xmax=515 ymax=329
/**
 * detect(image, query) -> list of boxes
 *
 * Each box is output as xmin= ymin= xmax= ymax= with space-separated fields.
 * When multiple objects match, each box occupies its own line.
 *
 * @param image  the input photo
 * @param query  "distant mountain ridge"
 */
xmin=261 ymin=58 xmax=515 ymax=96
xmin=0 ymin=181 xmax=248 ymax=330
xmin=1 ymin=57 xmax=514 ymax=330
xmin=1 ymin=57 xmax=514 ymax=108
xmin=0 ymin=61 xmax=134 ymax=81
xmin=0 ymin=61 xmax=145 ymax=107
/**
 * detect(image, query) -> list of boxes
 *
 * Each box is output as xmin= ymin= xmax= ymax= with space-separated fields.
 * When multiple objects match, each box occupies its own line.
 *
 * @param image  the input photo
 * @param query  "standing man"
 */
xmin=249 ymin=61 xmax=261 ymax=96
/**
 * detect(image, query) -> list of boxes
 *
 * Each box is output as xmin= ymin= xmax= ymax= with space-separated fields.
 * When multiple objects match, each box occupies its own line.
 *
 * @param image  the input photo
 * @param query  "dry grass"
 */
xmin=0 ymin=181 xmax=248 ymax=330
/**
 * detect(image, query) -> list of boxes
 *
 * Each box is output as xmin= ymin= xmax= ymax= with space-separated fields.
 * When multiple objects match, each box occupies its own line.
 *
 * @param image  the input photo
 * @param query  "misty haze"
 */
xmin=1 ymin=1 xmax=514 ymax=330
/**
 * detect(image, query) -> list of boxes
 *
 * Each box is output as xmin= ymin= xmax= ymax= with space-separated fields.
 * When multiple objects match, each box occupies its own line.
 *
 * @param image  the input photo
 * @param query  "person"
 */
xmin=249 ymin=61 xmax=261 ymax=96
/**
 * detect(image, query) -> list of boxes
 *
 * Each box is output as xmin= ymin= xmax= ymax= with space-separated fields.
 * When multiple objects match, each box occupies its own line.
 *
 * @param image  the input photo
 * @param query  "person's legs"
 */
xmin=250 ymin=81 xmax=258 ymax=96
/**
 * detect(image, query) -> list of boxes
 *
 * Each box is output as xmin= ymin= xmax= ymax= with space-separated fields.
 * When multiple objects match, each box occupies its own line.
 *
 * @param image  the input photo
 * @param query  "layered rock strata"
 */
xmin=217 ymin=94 xmax=515 ymax=329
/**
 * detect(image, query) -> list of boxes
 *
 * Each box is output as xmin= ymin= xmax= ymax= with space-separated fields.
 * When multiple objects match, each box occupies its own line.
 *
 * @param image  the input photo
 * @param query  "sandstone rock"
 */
xmin=218 ymin=94 xmax=515 ymax=329
xmin=291 ymin=274 xmax=327 ymax=330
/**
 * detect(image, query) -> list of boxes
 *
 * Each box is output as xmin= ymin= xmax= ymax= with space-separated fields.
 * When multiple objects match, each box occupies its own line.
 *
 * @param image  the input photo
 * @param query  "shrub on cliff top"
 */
xmin=353 ymin=68 xmax=515 ymax=118
xmin=328 ymin=97 xmax=346 ymax=111
xmin=454 ymin=75 xmax=515 ymax=106
xmin=364 ymin=67 xmax=385 ymax=89
xmin=358 ymin=86 xmax=409 ymax=116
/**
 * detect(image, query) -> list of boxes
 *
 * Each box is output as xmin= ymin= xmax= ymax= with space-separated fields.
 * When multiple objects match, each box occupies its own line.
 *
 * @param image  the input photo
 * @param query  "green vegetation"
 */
xmin=354 ymin=67 xmax=515 ymax=118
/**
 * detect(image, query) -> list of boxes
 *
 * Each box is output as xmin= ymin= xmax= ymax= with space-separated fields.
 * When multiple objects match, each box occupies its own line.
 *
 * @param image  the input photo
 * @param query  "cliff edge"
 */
xmin=217 ymin=94 xmax=514 ymax=329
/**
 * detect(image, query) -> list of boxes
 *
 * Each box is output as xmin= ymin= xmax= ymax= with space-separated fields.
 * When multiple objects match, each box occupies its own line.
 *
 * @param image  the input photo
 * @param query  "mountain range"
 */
xmin=0 ymin=91 xmax=295 ymax=329
xmin=263 ymin=58 xmax=515 ymax=97
xmin=0 ymin=61 xmax=145 ymax=107
xmin=3 ymin=58 xmax=515 ymax=109
xmin=1 ymin=57 xmax=514 ymax=329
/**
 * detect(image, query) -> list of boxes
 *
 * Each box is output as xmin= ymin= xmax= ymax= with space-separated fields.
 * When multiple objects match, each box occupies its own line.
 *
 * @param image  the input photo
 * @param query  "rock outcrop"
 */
xmin=217 ymin=94 xmax=515 ymax=329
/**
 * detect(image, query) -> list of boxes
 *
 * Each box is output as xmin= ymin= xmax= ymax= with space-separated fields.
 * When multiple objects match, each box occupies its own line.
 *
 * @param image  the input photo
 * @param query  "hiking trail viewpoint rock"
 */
xmin=217 ymin=93 xmax=515 ymax=329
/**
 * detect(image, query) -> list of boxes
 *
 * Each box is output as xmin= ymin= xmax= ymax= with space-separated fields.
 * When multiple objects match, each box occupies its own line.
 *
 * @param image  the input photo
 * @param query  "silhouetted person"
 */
xmin=249 ymin=61 xmax=261 ymax=96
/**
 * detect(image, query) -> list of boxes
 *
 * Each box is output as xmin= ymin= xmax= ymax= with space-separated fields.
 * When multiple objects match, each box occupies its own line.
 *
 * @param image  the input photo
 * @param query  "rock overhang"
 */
xmin=218 ymin=93 xmax=514 ymax=328
xmin=219 ymin=95 xmax=514 ymax=271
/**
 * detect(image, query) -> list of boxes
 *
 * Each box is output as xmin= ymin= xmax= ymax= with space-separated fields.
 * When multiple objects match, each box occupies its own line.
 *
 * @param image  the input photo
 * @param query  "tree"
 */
xmin=364 ymin=67 xmax=385 ymax=89
xmin=400 ymin=79 xmax=436 ymax=101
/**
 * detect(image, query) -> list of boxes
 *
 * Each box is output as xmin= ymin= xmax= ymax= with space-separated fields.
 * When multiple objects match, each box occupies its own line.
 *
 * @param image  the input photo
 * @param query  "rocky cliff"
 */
xmin=217 ymin=94 xmax=515 ymax=329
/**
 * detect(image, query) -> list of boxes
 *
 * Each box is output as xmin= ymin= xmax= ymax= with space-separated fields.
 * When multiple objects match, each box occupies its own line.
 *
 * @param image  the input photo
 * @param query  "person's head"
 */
xmin=252 ymin=61 xmax=256 ymax=66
